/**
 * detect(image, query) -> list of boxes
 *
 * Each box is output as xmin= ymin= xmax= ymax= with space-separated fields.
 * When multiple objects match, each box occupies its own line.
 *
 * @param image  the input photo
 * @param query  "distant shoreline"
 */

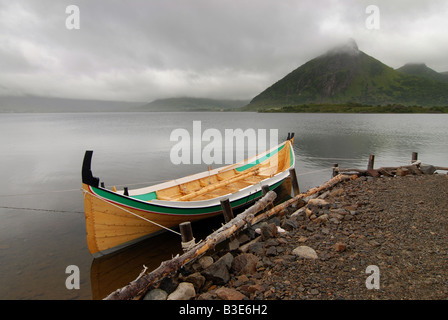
xmin=257 ymin=103 xmax=448 ymax=114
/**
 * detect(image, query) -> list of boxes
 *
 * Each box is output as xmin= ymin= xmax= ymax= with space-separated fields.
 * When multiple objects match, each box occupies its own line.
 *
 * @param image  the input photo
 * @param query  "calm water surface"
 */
xmin=0 ymin=112 xmax=447 ymax=299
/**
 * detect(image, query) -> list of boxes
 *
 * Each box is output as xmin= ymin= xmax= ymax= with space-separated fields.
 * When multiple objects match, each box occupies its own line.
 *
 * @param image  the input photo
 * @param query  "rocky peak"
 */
xmin=326 ymin=39 xmax=360 ymax=56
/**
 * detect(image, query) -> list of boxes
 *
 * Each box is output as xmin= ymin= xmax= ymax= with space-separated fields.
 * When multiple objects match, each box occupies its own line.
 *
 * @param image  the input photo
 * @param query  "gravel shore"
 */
xmin=147 ymin=174 xmax=448 ymax=300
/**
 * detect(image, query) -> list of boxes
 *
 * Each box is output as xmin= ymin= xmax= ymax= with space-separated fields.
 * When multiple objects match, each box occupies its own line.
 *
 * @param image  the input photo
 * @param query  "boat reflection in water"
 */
xmin=89 ymin=178 xmax=292 ymax=300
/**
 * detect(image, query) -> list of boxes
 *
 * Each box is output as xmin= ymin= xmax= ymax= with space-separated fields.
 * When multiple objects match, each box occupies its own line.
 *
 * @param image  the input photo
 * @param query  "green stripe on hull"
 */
xmin=90 ymin=179 xmax=284 ymax=216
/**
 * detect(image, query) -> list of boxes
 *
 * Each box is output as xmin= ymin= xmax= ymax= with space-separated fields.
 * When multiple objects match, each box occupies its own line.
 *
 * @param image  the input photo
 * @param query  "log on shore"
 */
xmin=105 ymin=191 xmax=277 ymax=300
xmin=105 ymin=173 xmax=355 ymax=300
xmin=335 ymin=163 xmax=448 ymax=177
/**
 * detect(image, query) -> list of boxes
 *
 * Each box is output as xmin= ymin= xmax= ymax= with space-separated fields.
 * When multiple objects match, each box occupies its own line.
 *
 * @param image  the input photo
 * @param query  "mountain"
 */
xmin=396 ymin=63 xmax=448 ymax=82
xmin=0 ymin=95 xmax=248 ymax=113
xmin=0 ymin=95 xmax=143 ymax=113
xmin=137 ymin=97 xmax=249 ymax=112
xmin=246 ymin=40 xmax=448 ymax=109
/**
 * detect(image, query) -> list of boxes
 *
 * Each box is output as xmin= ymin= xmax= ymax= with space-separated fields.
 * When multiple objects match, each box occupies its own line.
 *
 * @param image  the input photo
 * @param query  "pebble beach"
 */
xmin=144 ymin=173 xmax=448 ymax=300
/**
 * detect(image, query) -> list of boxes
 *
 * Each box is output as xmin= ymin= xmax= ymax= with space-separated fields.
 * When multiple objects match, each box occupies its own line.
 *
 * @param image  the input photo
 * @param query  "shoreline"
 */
xmin=107 ymin=160 xmax=448 ymax=300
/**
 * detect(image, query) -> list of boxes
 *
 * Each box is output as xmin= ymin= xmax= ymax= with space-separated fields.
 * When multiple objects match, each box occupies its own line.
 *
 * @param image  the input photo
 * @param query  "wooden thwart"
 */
xmin=174 ymin=167 xmax=260 ymax=201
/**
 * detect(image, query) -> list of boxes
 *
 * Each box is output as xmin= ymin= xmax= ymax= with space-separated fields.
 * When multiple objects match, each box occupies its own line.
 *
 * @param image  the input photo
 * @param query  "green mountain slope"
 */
xmin=246 ymin=41 xmax=448 ymax=109
xmin=396 ymin=63 xmax=448 ymax=82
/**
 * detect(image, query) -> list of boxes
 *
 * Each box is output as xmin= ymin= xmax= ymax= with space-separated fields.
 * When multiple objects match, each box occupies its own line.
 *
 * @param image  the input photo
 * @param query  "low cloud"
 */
xmin=1 ymin=0 xmax=447 ymax=102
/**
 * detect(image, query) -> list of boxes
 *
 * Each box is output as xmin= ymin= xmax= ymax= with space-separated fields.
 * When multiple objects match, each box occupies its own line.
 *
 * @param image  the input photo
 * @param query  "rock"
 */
xmin=184 ymin=272 xmax=206 ymax=291
xmin=198 ymin=256 xmax=214 ymax=269
xmin=420 ymin=164 xmax=436 ymax=175
xmin=216 ymin=287 xmax=247 ymax=300
xmin=329 ymin=217 xmax=341 ymax=225
xmin=143 ymin=288 xmax=167 ymax=300
xmin=313 ymin=213 xmax=329 ymax=223
xmin=236 ymin=233 xmax=251 ymax=245
xmin=265 ymin=238 xmax=278 ymax=247
xmin=308 ymin=198 xmax=329 ymax=207
xmin=281 ymin=218 xmax=298 ymax=230
xmin=305 ymin=207 xmax=313 ymax=218
xmin=202 ymin=257 xmax=230 ymax=285
xmin=330 ymin=208 xmax=347 ymax=215
xmin=233 ymin=274 xmax=249 ymax=287
xmin=239 ymin=236 xmax=261 ymax=253
xmin=396 ymin=167 xmax=410 ymax=176
xmin=292 ymin=246 xmax=318 ymax=260
xmin=266 ymin=247 xmax=277 ymax=256
xmin=329 ymin=188 xmax=344 ymax=197
xmin=367 ymin=169 xmax=380 ymax=177
xmin=159 ymin=277 xmax=179 ymax=294
xmin=219 ymin=252 xmax=234 ymax=269
xmin=245 ymin=284 xmax=266 ymax=295
xmin=248 ymin=242 xmax=266 ymax=256
xmin=260 ymin=222 xmax=278 ymax=240
xmin=167 ymin=282 xmax=196 ymax=300
xmin=228 ymin=238 xmax=240 ymax=251
xmin=310 ymin=288 xmax=319 ymax=295
xmin=197 ymin=292 xmax=216 ymax=300
xmin=231 ymin=253 xmax=260 ymax=275
xmin=334 ymin=242 xmax=347 ymax=252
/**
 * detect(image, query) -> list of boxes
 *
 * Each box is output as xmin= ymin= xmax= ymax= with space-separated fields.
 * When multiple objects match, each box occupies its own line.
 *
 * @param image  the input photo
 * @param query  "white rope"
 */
xmin=0 ymin=188 xmax=81 ymax=198
xmin=181 ymin=238 xmax=196 ymax=251
xmin=296 ymin=168 xmax=332 ymax=176
xmin=82 ymin=189 xmax=181 ymax=236
xmin=296 ymin=156 xmax=363 ymax=161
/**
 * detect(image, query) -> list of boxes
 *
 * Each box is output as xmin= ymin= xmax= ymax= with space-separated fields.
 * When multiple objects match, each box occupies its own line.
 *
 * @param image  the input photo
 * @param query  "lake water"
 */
xmin=0 ymin=112 xmax=447 ymax=299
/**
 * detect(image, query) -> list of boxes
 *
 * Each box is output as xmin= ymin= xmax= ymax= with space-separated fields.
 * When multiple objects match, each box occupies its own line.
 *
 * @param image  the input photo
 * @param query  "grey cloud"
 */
xmin=0 ymin=0 xmax=447 ymax=102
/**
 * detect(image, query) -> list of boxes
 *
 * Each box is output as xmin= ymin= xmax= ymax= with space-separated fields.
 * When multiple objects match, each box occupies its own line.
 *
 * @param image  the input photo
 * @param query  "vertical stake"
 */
xmin=220 ymin=198 xmax=234 ymax=223
xmin=367 ymin=155 xmax=375 ymax=170
xmin=123 ymin=187 xmax=129 ymax=196
xmin=179 ymin=222 xmax=194 ymax=251
xmin=262 ymin=185 xmax=274 ymax=209
xmin=332 ymin=163 xmax=339 ymax=177
xmin=289 ymin=168 xmax=300 ymax=196
xmin=412 ymin=152 xmax=418 ymax=163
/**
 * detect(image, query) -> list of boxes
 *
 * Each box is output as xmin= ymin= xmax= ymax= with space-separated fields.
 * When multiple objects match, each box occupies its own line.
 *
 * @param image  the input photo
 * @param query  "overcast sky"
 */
xmin=1 ymin=0 xmax=447 ymax=102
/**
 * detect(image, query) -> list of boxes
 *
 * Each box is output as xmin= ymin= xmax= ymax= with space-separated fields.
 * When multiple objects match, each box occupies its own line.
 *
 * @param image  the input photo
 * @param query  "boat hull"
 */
xmin=82 ymin=136 xmax=295 ymax=256
xmin=83 ymin=178 xmax=286 ymax=256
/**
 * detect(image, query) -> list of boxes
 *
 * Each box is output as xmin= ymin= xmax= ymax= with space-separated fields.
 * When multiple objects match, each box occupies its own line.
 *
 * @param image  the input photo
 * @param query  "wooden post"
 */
xmin=412 ymin=152 xmax=418 ymax=163
xmin=332 ymin=164 xmax=339 ymax=177
xmin=100 ymin=182 xmax=105 ymax=188
xmin=289 ymin=168 xmax=300 ymax=196
xmin=367 ymin=155 xmax=375 ymax=170
xmin=123 ymin=187 xmax=129 ymax=196
xmin=220 ymin=198 xmax=234 ymax=223
xmin=261 ymin=185 xmax=270 ymax=195
xmin=179 ymin=222 xmax=194 ymax=251
xmin=262 ymin=185 xmax=274 ymax=209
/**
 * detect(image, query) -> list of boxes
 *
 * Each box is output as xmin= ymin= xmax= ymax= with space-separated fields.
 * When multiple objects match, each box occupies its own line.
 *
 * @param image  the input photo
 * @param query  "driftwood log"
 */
xmin=105 ymin=173 xmax=356 ymax=300
xmin=105 ymin=190 xmax=277 ymax=300
xmin=336 ymin=163 xmax=448 ymax=177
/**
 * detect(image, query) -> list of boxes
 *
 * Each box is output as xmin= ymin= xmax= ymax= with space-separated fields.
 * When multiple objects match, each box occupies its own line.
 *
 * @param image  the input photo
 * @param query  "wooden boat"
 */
xmin=81 ymin=133 xmax=295 ymax=256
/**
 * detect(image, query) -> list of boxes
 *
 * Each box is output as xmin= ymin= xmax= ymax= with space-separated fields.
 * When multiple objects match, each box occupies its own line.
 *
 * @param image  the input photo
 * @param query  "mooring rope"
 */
xmin=0 ymin=206 xmax=84 ymax=214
